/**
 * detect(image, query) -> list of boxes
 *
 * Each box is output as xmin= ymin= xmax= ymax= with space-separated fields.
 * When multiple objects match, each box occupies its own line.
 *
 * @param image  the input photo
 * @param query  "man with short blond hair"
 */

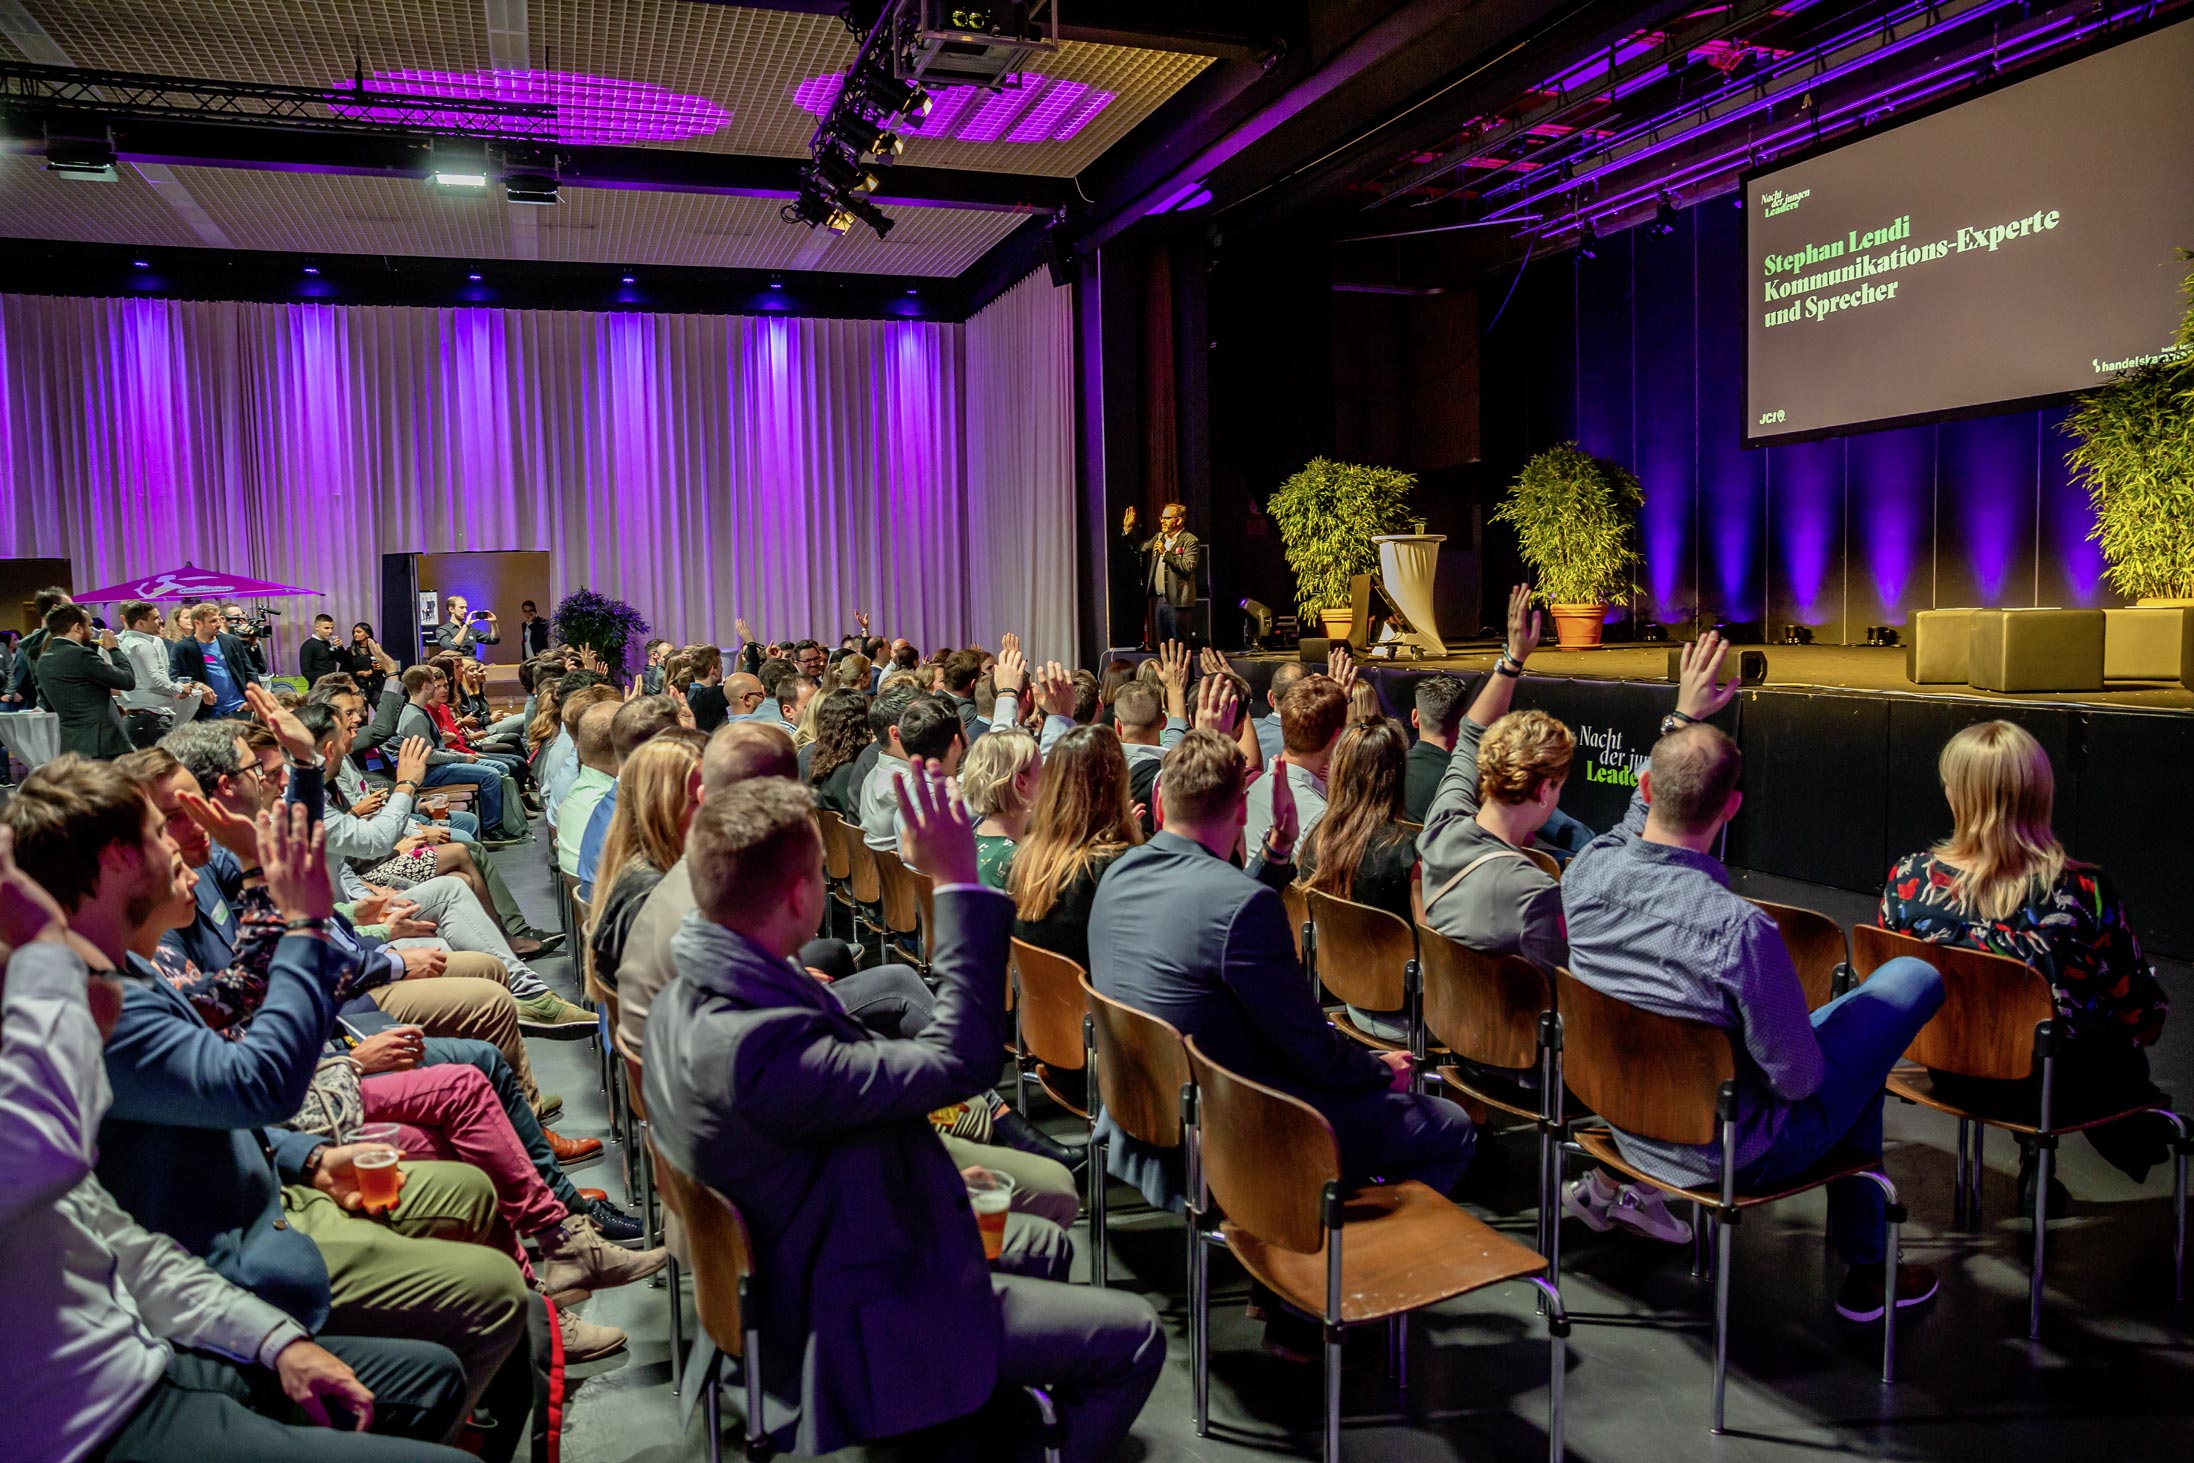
xmin=1242 ymin=673 xmax=1345 ymax=852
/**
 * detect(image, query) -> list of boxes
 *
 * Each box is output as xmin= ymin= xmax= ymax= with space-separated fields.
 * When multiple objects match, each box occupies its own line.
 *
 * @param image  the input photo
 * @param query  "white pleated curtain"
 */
xmin=0 ymin=271 xmax=1077 ymax=666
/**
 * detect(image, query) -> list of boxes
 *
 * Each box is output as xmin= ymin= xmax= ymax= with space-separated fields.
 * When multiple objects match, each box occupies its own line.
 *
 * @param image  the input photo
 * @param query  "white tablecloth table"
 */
xmin=1374 ymin=533 xmax=1449 ymax=656
xmin=0 ymin=710 xmax=63 ymax=771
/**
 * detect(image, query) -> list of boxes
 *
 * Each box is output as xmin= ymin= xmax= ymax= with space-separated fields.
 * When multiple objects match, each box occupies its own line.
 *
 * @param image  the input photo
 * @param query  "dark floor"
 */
xmin=491 ymin=844 xmax=2194 ymax=1463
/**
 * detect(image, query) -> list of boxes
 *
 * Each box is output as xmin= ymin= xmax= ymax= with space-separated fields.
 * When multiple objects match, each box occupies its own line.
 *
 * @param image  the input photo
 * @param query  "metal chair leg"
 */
xmin=1528 ymin=1276 xmax=1569 ymax=1463
xmin=1954 ymin=1120 xmax=1971 ymax=1229
xmin=1323 ymin=1321 xmax=1343 ymax=1463
xmin=1192 ymin=1225 xmax=1212 ymax=1437
xmin=2029 ymin=1139 xmax=2053 ymax=1341
xmin=742 ymin=1324 xmax=767 ymax=1461
xmin=1971 ymin=1124 xmax=1985 ymax=1230
xmin=1691 ymin=1203 xmax=1709 ymax=1279
xmin=1709 ymin=1208 xmax=1733 ymax=1434
xmin=1090 ymin=1131 xmax=1109 ymax=1289
xmin=2168 ymin=1115 xmax=2190 ymax=1323
xmin=1858 ymin=1171 xmax=1904 ymax=1384
xmin=668 ymin=1255 xmax=686 ymax=1394
xmin=701 ymin=1352 xmax=722 ymax=1463
xmin=1025 ymin=1385 xmax=1062 ymax=1463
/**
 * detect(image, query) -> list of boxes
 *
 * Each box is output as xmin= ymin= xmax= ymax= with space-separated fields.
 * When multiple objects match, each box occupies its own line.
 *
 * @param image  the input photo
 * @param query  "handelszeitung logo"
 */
xmin=1760 ymin=187 xmax=1809 ymax=218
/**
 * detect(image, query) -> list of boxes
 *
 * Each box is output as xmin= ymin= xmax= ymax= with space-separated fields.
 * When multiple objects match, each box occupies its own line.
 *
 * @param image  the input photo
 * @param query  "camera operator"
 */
xmin=219 ymin=601 xmax=272 ymax=675
xmin=433 ymin=594 xmax=499 ymax=659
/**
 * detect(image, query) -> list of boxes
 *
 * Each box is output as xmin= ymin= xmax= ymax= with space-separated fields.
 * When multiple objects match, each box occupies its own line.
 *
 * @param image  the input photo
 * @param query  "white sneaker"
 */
xmin=1607 ymin=1184 xmax=1693 ymax=1244
xmin=1561 ymin=1175 xmax=1619 ymax=1232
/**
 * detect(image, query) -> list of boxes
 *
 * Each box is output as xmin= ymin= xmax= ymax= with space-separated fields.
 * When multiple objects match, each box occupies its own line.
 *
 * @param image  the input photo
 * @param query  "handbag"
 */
xmin=289 ymin=1053 xmax=365 ymax=1142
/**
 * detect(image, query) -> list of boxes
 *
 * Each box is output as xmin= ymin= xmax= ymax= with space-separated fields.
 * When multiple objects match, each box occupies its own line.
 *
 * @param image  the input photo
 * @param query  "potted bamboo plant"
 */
xmin=1494 ymin=443 xmax=1644 ymax=647
xmin=1267 ymin=457 xmax=1418 ymax=638
xmin=2064 ymin=253 xmax=2194 ymax=604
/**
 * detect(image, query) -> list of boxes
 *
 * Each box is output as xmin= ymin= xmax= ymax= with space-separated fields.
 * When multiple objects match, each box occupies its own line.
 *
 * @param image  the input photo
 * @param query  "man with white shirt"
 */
xmin=1243 ymin=672 xmax=1346 ymax=855
xmin=117 ymin=600 xmax=210 ymax=742
xmin=1253 ymin=661 xmax=1308 ymax=764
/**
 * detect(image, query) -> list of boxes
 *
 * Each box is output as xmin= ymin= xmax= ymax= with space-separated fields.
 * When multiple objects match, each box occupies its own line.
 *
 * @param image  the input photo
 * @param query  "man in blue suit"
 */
xmin=1088 ymin=726 xmax=1475 ymax=1198
xmin=645 ymin=763 xmax=1163 ymax=1462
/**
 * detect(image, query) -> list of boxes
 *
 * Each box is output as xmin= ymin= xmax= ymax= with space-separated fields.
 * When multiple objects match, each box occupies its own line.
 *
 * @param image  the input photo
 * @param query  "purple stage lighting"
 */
xmin=330 ymin=69 xmax=731 ymax=146
xmin=790 ymin=75 xmax=1114 ymax=144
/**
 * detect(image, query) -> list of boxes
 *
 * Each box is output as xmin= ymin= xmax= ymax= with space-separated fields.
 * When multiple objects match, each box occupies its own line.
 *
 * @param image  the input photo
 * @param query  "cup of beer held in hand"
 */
xmin=963 ymin=1168 xmax=1016 ymax=1262
xmin=354 ymin=1123 xmax=404 ymax=1214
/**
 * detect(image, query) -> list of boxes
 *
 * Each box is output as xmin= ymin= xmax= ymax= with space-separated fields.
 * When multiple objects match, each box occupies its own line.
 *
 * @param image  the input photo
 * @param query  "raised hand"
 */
xmin=1676 ymin=629 xmax=1740 ymax=722
xmin=245 ymin=683 xmax=317 ymax=763
xmin=180 ymin=789 xmax=260 ymax=863
xmin=394 ymin=737 xmax=430 ymax=788
xmin=1121 ymin=504 xmax=1138 ymax=536
xmin=260 ymin=801 xmax=334 ymax=924
xmin=1155 ymin=640 xmax=1190 ymax=693
xmin=994 ymin=640 xmax=1028 ymax=697
xmin=1325 ymin=644 xmax=1359 ymax=695
xmin=1033 ymin=660 xmax=1075 ymax=719
xmin=1198 ymin=645 xmax=1234 ymax=678
xmin=1505 ymin=582 xmax=1544 ymax=662
xmin=894 ymin=756 xmax=978 ymax=889
xmin=1193 ymin=672 xmax=1239 ymax=735
xmin=733 ymin=617 xmax=755 ymax=645
xmin=854 ymin=610 xmax=872 ymax=634
xmin=1265 ymin=759 xmax=1300 ymax=863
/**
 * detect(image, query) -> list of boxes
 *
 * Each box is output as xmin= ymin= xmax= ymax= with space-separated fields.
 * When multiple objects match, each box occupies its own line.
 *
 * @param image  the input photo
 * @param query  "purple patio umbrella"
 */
xmin=68 ymin=562 xmax=322 ymax=603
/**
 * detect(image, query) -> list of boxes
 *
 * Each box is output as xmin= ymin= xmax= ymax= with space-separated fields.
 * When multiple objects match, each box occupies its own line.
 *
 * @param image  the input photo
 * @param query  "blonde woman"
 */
xmin=834 ymin=651 xmax=873 ymax=694
xmin=1881 ymin=719 xmax=2170 ymax=1190
xmin=960 ymin=727 xmax=1042 ymax=890
xmin=1007 ymin=725 xmax=1141 ymax=970
xmin=586 ymin=729 xmax=708 ymax=1006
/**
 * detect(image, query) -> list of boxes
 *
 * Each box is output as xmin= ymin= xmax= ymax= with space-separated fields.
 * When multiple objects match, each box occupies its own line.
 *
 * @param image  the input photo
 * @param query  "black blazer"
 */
xmin=39 ymin=636 xmax=136 ymax=759
xmin=168 ymin=632 xmax=262 ymax=694
xmin=522 ymin=617 xmax=551 ymax=657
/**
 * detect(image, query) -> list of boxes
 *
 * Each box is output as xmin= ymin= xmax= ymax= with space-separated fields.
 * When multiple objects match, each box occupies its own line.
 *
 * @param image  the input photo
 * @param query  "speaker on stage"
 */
xmin=1666 ymin=647 xmax=1767 ymax=685
xmin=1299 ymin=637 xmax=1331 ymax=662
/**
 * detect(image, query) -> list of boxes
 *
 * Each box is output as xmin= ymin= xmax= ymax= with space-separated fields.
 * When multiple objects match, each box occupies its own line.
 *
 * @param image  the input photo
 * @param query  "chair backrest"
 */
xmin=1415 ymin=923 xmax=1552 ymax=1071
xmin=621 ymin=1050 xmax=648 ymax=1124
xmin=1082 ymin=974 xmax=1191 ymax=1148
xmin=1185 ymin=1036 xmax=1338 ymax=1254
xmin=1747 ymin=897 xmax=1848 ymax=1011
xmin=1281 ymin=882 xmax=1310 ymax=963
xmin=843 ymin=834 xmax=882 ymax=904
xmin=1305 ymin=888 xmax=1415 ymax=1011
xmin=1851 ymin=924 xmax=2053 ymax=1080
xmin=1520 ymin=846 xmax=1562 ymax=882
xmin=816 ymin=810 xmax=853 ymax=881
xmin=871 ymin=847 xmax=921 ymax=937
xmin=649 ymin=1138 xmax=755 ymax=1359
xmin=1552 ymin=968 xmax=1734 ymax=1147
xmin=1011 ymin=938 xmax=1088 ymax=1074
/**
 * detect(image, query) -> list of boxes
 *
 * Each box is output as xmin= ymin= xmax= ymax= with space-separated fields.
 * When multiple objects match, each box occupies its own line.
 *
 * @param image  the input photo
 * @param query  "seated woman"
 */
xmin=961 ymin=727 xmax=1042 ymax=890
xmin=1295 ymin=718 xmax=1418 ymax=1041
xmin=1009 ymin=726 xmax=1142 ymax=972
xmin=803 ymin=688 xmax=873 ymax=817
xmin=1881 ymin=719 xmax=2172 ymax=1192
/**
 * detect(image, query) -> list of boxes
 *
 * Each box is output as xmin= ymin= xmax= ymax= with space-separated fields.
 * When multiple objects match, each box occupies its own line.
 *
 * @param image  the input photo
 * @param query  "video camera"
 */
xmin=222 ymin=605 xmax=281 ymax=641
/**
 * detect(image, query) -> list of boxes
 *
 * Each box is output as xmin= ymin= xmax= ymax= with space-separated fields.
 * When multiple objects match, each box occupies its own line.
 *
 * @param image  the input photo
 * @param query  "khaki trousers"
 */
xmin=367 ymin=971 xmax=543 ymax=1111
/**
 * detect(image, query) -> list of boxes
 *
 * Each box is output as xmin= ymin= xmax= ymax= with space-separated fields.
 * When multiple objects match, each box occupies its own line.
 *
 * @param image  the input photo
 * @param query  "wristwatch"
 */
xmin=1659 ymin=710 xmax=1699 ymax=736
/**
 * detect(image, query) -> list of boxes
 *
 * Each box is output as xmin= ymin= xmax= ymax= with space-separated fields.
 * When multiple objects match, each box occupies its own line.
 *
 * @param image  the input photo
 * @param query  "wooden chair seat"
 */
xmin=1034 ymin=1063 xmax=1090 ymax=1121
xmin=1224 ymin=1180 xmax=1546 ymax=1327
xmin=1324 ymin=1004 xmax=1414 ymax=1054
xmin=1433 ymin=1061 xmax=1546 ymax=1124
xmin=1573 ymin=1128 xmax=1882 ymax=1210
xmin=1882 ymin=1066 xmax=2166 ymax=1137
xmin=1306 ymin=889 xmax=1415 ymax=1015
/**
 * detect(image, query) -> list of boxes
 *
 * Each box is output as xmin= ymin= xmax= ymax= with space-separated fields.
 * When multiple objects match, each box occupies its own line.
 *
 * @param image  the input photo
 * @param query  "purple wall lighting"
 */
xmin=2038 ymin=407 xmax=2106 ymax=604
xmin=330 ymin=69 xmax=731 ymax=146
xmin=1772 ymin=441 xmax=1842 ymax=623
xmin=789 ymin=75 xmax=1115 ymax=143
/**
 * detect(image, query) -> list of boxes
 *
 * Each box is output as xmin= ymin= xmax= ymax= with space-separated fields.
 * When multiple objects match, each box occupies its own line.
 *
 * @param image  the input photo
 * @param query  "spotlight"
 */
xmin=427 ymin=141 xmax=493 ymax=189
xmin=1240 ymin=598 xmax=1274 ymax=650
xmin=467 ymin=272 xmax=483 ymax=282
xmin=45 ymin=134 xmax=117 ymax=182
xmin=782 ymin=184 xmax=856 ymax=234
xmin=303 ymin=265 xmax=320 ymax=275
xmin=503 ymin=171 xmax=561 ymax=205
xmin=813 ymin=146 xmax=881 ymax=196
xmin=855 ymin=70 xmax=931 ymax=122
xmin=429 ymin=169 xmax=490 ymax=188
xmin=620 ymin=273 xmax=635 ymax=284
xmin=836 ymin=113 xmax=905 ymax=161
xmin=131 ymin=258 xmax=149 ymax=269
xmin=769 ymin=277 xmax=784 ymax=290
xmin=1577 ymin=226 xmax=1599 ymax=261
xmin=905 ymin=286 xmax=918 ymax=296
xmin=1651 ymin=199 xmax=1679 ymax=236
xmin=841 ymin=193 xmax=894 ymax=239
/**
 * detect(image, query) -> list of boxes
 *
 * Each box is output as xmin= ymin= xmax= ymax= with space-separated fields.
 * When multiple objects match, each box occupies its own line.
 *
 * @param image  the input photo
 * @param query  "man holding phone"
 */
xmin=431 ymin=597 xmax=498 ymax=659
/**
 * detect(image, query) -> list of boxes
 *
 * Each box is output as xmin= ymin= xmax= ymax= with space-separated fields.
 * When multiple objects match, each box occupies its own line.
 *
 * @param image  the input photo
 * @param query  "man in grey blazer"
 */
xmin=1124 ymin=501 xmax=1201 ymax=647
xmin=644 ymin=763 xmax=1162 ymax=1461
xmin=35 ymin=605 xmax=136 ymax=760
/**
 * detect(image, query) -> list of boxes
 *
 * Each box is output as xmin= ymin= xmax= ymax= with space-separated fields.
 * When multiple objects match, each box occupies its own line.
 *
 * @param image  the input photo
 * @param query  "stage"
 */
xmin=1113 ymin=641 xmax=2193 ymax=959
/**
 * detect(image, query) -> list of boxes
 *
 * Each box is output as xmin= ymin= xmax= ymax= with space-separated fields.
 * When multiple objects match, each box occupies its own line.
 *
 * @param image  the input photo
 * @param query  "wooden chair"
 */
xmin=1749 ymin=897 xmax=1853 ymax=1011
xmin=649 ymin=1141 xmax=767 ymax=1463
xmin=870 ymin=847 xmax=928 ymax=972
xmin=1416 ymin=925 xmax=1568 ymax=1281
xmin=1554 ymin=967 xmax=1903 ymax=1434
xmin=815 ymin=810 xmax=855 ymax=943
xmin=1011 ymin=939 xmax=1092 ymax=1122
xmin=1304 ymin=889 xmax=1420 ymax=1057
xmin=1519 ymin=846 xmax=1562 ymax=881
xmin=1184 ymin=1036 xmax=1566 ymax=1462
xmin=1282 ymin=881 xmax=1313 ymax=977
xmin=1853 ymin=924 xmax=2191 ymax=1337
xmin=1082 ymin=975 xmax=1192 ymax=1292
xmin=840 ymin=835 xmax=887 ymax=963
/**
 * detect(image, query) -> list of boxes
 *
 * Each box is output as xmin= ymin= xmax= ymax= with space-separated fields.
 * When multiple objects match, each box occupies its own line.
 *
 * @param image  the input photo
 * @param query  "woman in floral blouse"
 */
xmin=1880 ymin=720 xmax=2170 ymax=1184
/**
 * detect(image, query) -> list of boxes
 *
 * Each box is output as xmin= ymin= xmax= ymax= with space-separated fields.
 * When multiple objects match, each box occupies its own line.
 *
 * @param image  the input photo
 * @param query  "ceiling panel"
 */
xmin=0 ymin=152 xmax=1026 ymax=275
xmin=19 ymin=1 xmax=1210 ymax=177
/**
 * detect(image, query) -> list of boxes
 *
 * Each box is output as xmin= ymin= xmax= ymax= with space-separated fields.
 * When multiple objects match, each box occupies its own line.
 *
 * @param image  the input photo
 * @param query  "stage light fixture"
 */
xmin=620 ymin=273 xmax=635 ymax=284
xmin=837 ymin=113 xmax=906 ymax=161
xmin=303 ymin=265 xmax=320 ymax=275
xmin=857 ymin=70 xmax=932 ymax=122
xmin=813 ymin=146 xmax=881 ymax=196
xmin=1576 ymin=226 xmax=1599 ymax=260
xmin=842 ymin=193 xmax=894 ymax=239
xmin=503 ymin=171 xmax=561 ymax=205
xmin=467 ymin=272 xmax=483 ymax=282
xmin=427 ymin=141 xmax=494 ymax=189
xmin=45 ymin=135 xmax=118 ymax=182
xmin=132 ymin=258 xmax=149 ymax=269
xmin=1651 ymin=199 xmax=1679 ymax=235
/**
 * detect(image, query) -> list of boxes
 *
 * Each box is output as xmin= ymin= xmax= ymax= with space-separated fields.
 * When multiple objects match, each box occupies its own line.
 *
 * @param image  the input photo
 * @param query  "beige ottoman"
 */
xmin=1967 ymin=608 xmax=2106 ymax=693
xmin=2103 ymin=605 xmax=2194 ymax=683
xmin=1907 ymin=608 xmax=1979 ymax=684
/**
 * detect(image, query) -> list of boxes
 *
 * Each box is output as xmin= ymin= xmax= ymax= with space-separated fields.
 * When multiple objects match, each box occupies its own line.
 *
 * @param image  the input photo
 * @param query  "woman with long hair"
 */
xmin=588 ymin=730 xmax=708 ymax=1006
xmin=346 ymin=620 xmax=396 ymax=704
xmin=960 ymin=727 xmax=1042 ymax=890
xmin=526 ymin=676 xmax=566 ymax=763
xmin=1296 ymin=719 xmax=1419 ymax=1040
xmin=1007 ymin=725 xmax=1142 ymax=970
xmin=1881 ymin=719 xmax=2171 ymax=1189
xmin=804 ymin=688 xmax=873 ymax=818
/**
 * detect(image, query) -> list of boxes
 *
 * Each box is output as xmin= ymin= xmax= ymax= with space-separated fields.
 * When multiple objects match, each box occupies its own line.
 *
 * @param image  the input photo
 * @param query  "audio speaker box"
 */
xmin=1298 ymin=637 xmax=1331 ymax=662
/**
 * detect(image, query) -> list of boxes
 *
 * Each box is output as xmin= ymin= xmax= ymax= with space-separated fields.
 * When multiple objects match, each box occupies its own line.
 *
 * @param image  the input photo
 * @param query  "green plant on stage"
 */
xmin=1494 ymin=443 xmax=1645 ymax=606
xmin=550 ymin=588 xmax=650 ymax=674
xmin=1266 ymin=457 xmax=1418 ymax=618
xmin=2064 ymin=251 xmax=2194 ymax=602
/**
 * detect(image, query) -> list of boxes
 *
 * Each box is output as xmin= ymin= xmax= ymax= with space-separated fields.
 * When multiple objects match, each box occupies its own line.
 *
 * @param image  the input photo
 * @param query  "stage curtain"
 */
xmin=965 ymin=269 xmax=1080 ymax=661
xmin=0 ymin=289 xmax=1074 ymax=663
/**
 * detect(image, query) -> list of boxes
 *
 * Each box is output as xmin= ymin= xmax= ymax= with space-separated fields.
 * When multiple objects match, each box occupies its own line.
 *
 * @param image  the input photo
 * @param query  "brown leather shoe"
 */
xmin=576 ymin=1187 xmax=609 ymax=1203
xmin=543 ymin=1127 xmax=603 ymax=1167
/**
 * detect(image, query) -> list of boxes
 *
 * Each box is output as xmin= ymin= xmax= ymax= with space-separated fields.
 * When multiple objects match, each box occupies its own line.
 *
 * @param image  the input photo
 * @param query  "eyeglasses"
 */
xmin=232 ymin=761 xmax=265 ymax=782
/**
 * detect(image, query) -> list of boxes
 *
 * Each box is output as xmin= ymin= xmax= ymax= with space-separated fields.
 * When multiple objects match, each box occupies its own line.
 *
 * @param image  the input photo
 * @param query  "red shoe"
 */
xmin=576 ymin=1187 xmax=609 ymax=1203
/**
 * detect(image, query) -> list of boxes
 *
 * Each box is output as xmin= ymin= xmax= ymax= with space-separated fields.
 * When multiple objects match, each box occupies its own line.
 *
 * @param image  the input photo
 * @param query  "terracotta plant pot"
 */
xmin=1548 ymin=603 xmax=1609 ymax=648
xmin=1318 ymin=607 xmax=1356 ymax=642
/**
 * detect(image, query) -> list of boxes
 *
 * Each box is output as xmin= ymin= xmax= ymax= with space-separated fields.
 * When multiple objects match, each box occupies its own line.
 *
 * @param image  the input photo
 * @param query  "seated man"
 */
xmin=554 ymin=703 xmax=617 ymax=879
xmin=1089 ymin=728 xmax=1474 ymax=1210
xmin=1242 ymin=670 xmax=1346 ymax=854
xmin=644 ymin=763 xmax=1162 ymax=1461
xmin=1 ymin=857 xmax=474 ymax=1463
xmin=1 ymin=756 xmax=537 ymax=1447
xmin=393 ymin=667 xmax=516 ymax=843
xmin=855 ymin=684 xmax=923 ymax=851
xmin=574 ymin=693 xmax=690 ymax=900
xmin=1562 ymin=632 xmax=1947 ymax=1323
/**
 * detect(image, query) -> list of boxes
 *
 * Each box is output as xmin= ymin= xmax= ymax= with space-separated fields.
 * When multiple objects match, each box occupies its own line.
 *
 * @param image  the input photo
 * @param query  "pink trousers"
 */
xmin=360 ymin=1063 xmax=566 ymax=1274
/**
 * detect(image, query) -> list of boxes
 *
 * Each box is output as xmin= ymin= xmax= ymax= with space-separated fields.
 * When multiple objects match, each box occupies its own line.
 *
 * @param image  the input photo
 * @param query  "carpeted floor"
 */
xmin=489 ymin=837 xmax=2194 ymax=1463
